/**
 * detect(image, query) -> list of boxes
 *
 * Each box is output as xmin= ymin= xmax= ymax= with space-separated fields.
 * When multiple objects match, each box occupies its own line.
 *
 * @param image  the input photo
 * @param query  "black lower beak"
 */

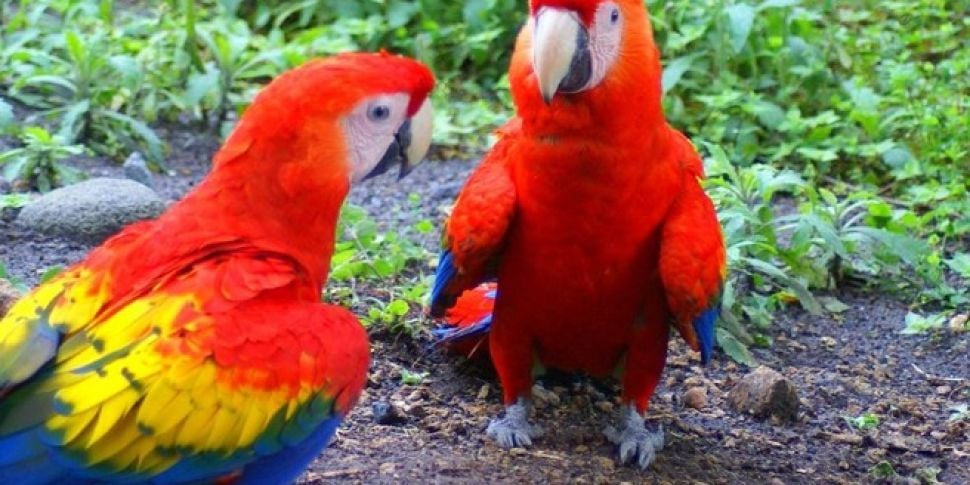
xmin=364 ymin=119 xmax=414 ymax=181
xmin=558 ymin=27 xmax=592 ymax=95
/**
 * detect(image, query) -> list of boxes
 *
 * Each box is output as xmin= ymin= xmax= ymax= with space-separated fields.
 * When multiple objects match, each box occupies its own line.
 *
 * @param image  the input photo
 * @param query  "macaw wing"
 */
xmin=430 ymin=132 xmax=518 ymax=317
xmin=0 ymin=221 xmax=244 ymax=395
xmin=0 ymin=219 xmax=148 ymax=393
xmin=0 ymin=254 xmax=366 ymax=484
xmin=659 ymin=131 xmax=727 ymax=365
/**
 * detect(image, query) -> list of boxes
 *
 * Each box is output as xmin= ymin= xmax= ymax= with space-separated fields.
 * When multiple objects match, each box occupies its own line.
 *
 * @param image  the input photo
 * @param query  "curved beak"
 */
xmin=532 ymin=8 xmax=592 ymax=104
xmin=364 ymin=98 xmax=434 ymax=180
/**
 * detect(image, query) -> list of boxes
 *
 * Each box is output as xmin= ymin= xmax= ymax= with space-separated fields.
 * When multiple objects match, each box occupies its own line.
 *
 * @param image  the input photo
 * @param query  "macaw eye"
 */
xmin=610 ymin=8 xmax=620 ymax=24
xmin=368 ymin=104 xmax=391 ymax=122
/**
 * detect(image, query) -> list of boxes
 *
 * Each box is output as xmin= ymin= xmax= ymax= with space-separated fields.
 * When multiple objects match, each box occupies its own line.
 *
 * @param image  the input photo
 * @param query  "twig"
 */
xmin=821 ymin=176 xmax=909 ymax=206
xmin=912 ymin=363 xmax=966 ymax=383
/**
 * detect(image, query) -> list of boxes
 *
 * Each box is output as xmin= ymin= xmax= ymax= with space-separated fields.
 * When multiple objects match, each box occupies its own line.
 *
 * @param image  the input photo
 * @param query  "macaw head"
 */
xmin=511 ymin=0 xmax=663 ymax=130
xmin=214 ymin=52 xmax=435 ymax=187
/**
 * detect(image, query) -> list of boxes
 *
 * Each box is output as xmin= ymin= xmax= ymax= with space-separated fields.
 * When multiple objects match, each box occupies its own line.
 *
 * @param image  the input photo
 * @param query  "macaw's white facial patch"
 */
xmin=587 ymin=1 xmax=623 ymax=89
xmin=342 ymin=93 xmax=411 ymax=183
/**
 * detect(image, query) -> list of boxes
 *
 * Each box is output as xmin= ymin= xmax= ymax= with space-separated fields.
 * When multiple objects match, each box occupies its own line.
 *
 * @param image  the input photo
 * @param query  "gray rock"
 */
xmin=728 ymin=365 xmax=799 ymax=422
xmin=123 ymin=152 xmax=155 ymax=189
xmin=16 ymin=177 xmax=165 ymax=244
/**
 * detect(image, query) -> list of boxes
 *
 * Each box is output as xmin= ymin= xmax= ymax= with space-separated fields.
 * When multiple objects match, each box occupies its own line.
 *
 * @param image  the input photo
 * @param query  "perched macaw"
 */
xmin=0 ymin=52 xmax=434 ymax=484
xmin=430 ymin=0 xmax=726 ymax=469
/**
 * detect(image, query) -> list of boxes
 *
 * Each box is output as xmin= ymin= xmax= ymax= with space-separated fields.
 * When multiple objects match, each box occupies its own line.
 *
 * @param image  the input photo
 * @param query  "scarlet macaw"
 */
xmin=0 ymin=52 xmax=434 ymax=484
xmin=431 ymin=0 xmax=725 ymax=469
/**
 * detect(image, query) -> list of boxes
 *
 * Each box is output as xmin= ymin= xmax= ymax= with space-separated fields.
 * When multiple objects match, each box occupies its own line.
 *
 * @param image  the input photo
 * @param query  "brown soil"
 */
xmin=1 ymin=123 xmax=966 ymax=485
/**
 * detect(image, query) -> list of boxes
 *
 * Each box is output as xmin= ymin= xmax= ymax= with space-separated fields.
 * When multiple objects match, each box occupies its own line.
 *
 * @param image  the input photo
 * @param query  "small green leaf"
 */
xmin=902 ymin=312 xmax=946 ymax=335
xmin=400 ymin=369 xmax=427 ymax=386
xmin=386 ymin=299 xmax=410 ymax=317
xmin=881 ymin=146 xmax=913 ymax=169
xmin=869 ymin=461 xmax=896 ymax=479
xmin=944 ymin=253 xmax=970 ymax=279
xmin=39 ymin=265 xmax=64 ymax=283
xmin=716 ymin=328 xmax=756 ymax=366
xmin=845 ymin=412 xmax=880 ymax=430
xmin=662 ymin=55 xmax=695 ymax=95
xmin=820 ymin=297 xmax=850 ymax=314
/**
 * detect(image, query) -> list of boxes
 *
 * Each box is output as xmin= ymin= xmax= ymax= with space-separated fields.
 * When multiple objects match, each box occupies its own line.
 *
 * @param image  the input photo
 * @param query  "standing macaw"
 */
xmin=0 ymin=52 xmax=434 ymax=484
xmin=430 ymin=0 xmax=725 ymax=469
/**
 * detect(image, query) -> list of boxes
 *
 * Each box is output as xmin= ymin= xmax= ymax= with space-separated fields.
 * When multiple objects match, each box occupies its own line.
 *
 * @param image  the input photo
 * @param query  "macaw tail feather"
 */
xmin=432 ymin=283 xmax=496 ymax=359
xmin=693 ymin=308 xmax=718 ymax=365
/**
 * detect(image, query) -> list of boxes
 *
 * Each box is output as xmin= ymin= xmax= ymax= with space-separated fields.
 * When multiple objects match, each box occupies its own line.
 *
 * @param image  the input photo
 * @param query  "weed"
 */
xmin=0 ymin=126 xmax=84 ymax=192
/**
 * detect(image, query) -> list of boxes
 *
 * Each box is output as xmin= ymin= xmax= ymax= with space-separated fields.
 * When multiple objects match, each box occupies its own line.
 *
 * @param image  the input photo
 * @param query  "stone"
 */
xmin=0 ymin=279 xmax=22 ymax=317
xmin=372 ymin=401 xmax=407 ymax=425
xmin=728 ymin=366 xmax=799 ymax=422
xmin=123 ymin=152 xmax=155 ymax=189
xmin=949 ymin=313 xmax=968 ymax=332
xmin=532 ymin=383 xmax=561 ymax=408
xmin=16 ymin=178 xmax=165 ymax=244
xmin=683 ymin=387 xmax=709 ymax=410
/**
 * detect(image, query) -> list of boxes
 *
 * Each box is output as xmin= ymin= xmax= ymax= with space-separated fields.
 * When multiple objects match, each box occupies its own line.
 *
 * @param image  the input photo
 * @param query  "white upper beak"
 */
xmin=406 ymin=98 xmax=434 ymax=168
xmin=532 ymin=8 xmax=582 ymax=104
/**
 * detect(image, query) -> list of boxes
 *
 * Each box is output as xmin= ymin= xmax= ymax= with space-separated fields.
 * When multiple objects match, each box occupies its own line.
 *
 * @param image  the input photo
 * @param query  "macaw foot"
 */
xmin=486 ymin=398 xmax=543 ymax=448
xmin=603 ymin=405 xmax=665 ymax=470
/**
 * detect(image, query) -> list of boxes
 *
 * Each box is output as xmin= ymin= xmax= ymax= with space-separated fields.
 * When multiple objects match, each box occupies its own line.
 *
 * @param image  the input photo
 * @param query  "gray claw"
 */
xmin=486 ymin=399 xmax=543 ymax=448
xmin=603 ymin=405 xmax=665 ymax=469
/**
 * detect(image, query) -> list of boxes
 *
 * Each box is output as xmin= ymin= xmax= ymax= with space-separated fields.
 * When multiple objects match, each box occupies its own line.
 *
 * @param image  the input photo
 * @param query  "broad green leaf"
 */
xmin=881 ymin=146 xmax=914 ymax=169
xmin=39 ymin=265 xmax=64 ymax=283
xmin=945 ymin=253 xmax=970 ymax=279
xmin=725 ymin=4 xmax=755 ymax=54
xmin=99 ymin=110 xmax=165 ymax=164
xmin=740 ymin=257 xmax=822 ymax=314
xmin=819 ymin=296 xmax=850 ymax=314
xmin=753 ymin=101 xmax=785 ymax=129
xmin=662 ymin=55 xmax=695 ymax=95
xmin=716 ymin=327 xmax=756 ymax=366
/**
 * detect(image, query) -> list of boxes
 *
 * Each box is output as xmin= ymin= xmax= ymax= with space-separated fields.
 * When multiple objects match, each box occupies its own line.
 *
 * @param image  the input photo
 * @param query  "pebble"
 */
xmin=122 ymin=151 xmax=155 ymax=189
xmin=593 ymin=456 xmax=615 ymax=471
xmin=683 ymin=387 xmax=709 ymax=410
xmin=595 ymin=400 xmax=614 ymax=413
xmin=372 ymin=401 xmax=407 ymax=425
xmin=949 ymin=313 xmax=968 ymax=331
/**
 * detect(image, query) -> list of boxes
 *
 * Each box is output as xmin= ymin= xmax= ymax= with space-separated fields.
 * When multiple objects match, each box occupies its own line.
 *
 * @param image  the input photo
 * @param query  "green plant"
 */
xmin=901 ymin=312 xmax=947 ymax=335
xmin=0 ymin=261 xmax=27 ymax=293
xmin=0 ymin=193 xmax=31 ymax=208
xmin=190 ymin=19 xmax=284 ymax=133
xmin=0 ymin=126 xmax=84 ymax=192
xmin=844 ymin=412 xmax=880 ymax=430
xmin=400 ymin=369 xmax=428 ymax=386
xmin=869 ymin=461 xmax=897 ymax=480
xmin=9 ymin=30 xmax=165 ymax=162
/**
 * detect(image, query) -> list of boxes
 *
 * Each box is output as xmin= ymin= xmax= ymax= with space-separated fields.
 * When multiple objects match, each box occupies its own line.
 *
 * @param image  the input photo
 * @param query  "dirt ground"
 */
xmin=1 ymin=124 xmax=967 ymax=484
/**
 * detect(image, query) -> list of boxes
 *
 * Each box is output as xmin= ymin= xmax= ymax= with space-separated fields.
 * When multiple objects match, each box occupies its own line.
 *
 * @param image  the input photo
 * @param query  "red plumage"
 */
xmin=432 ymin=0 xmax=725 ymax=419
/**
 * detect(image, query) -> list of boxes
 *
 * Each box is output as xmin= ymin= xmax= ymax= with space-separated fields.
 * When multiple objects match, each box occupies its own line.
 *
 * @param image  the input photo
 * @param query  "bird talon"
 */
xmin=486 ymin=400 xmax=542 ymax=449
xmin=604 ymin=405 xmax=665 ymax=469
